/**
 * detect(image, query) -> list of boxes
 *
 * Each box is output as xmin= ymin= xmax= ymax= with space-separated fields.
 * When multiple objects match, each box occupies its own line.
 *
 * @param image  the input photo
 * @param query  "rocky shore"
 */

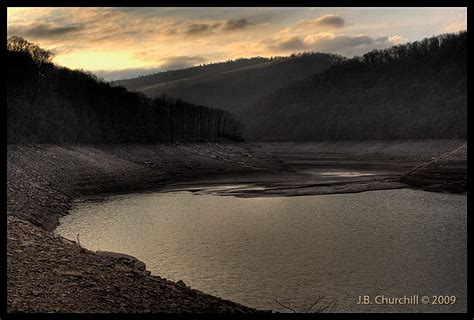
xmin=7 ymin=142 xmax=283 ymax=313
xmin=7 ymin=216 xmax=263 ymax=313
xmin=7 ymin=143 xmax=283 ymax=231
xmin=7 ymin=140 xmax=466 ymax=313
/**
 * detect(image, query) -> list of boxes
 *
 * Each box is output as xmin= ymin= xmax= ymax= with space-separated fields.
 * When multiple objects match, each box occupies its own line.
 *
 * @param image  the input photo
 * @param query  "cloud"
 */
xmin=269 ymin=36 xmax=305 ymax=51
xmin=185 ymin=22 xmax=221 ymax=35
xmin=7 ymin=7 xmax=467 ymax=74
xmin=268 ymin=32 xmax=398 ymax=57
xmin=8 ymin=8 xmax=183 ymax=50
xmin=183 ymin=19 xmax=254 ymax=35
xmin=8 ymin=22 xmax=85 ymax=39
xmin=159 ymin=55 xmax=207 ymax=70
xmin=444 ymin=20 xmax=467 ymax=33
xmin=313 ymin=15 xmax=346 ymax=28
xmin=91 ymin=55 xmax=208 ymax=81
xmin=294 ymin=15 xmax=346 ymax=31
xmin=49 ymin=44 xmax=86 ymax=55
xmin=224 ymin=19 xmax=254 ymax=31
xmin=306 ymin=33 xmax=375 ymax=48
xmin=387 ymin=35 xmax=407 ymax=45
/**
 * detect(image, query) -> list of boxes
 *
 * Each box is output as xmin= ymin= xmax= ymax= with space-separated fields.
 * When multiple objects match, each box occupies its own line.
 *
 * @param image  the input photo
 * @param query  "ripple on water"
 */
xmin=56 ymin=188 xmax=467 ymax=313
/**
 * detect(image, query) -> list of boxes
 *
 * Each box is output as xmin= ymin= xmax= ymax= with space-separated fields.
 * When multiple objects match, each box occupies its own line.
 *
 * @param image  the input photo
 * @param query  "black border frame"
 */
xmin=3 ymin=1 xmax=471 ymax=319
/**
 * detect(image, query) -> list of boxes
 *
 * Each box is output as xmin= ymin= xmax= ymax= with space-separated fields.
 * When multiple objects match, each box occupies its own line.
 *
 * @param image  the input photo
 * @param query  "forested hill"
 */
xmin=112 ymin=53 xmax=342 ymax=113
xmin=242 ymin=31 xmax=467 ymax=141
xmin=7 ymin=37 xmax=243 ymax=143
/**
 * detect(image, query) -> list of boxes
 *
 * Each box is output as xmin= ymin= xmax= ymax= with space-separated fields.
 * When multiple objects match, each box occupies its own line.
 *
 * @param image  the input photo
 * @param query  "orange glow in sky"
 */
xmin=7 ymin=7 xmax=467 ymax=80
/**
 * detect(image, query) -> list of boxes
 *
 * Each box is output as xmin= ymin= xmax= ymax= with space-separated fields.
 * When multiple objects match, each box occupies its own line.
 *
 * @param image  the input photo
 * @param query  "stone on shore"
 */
xmin=96 ymin=251 xmax=147 ymax=271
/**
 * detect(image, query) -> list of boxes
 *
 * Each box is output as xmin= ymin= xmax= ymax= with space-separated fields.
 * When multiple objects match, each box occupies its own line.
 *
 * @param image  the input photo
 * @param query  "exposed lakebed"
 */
xmin=56 ymin=187 xmax=466 ymax=313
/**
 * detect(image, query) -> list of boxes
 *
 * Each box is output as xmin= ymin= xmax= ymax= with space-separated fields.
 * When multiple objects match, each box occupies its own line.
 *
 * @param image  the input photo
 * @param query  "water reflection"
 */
xmin=56 ymin=189 xmax=466 ymax=313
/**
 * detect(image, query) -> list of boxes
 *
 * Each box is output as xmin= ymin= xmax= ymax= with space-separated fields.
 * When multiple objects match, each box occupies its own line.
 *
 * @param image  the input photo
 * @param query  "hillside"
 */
xmin=242 ymin=32 xmax=467 ymax=141
xmin=7 ymin=37 xmax=243 ymax=143
xmin=113 ymin=53 xmax=342 ymax=114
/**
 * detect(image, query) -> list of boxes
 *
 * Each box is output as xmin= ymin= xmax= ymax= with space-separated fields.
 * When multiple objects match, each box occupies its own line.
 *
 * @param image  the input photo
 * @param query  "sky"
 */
xmin=7 ymin=7 xmax=467 ymax=81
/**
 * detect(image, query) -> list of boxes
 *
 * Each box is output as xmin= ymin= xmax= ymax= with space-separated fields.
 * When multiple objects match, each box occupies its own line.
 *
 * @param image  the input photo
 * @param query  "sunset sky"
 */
xmin=7 ymin=7 xmax=467 ymax=81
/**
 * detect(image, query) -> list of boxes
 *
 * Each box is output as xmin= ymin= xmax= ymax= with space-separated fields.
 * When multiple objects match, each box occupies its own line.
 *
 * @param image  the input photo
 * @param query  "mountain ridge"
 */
xmin=242 ymin=31 xmax=466 ymax=141
xmin=113 ymin=53 xmax=343 ymax=114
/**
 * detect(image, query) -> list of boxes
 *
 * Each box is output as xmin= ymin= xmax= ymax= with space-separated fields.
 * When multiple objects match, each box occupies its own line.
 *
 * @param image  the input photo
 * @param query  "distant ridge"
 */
xmin=112 ymin=53 xmax=342 ymax=114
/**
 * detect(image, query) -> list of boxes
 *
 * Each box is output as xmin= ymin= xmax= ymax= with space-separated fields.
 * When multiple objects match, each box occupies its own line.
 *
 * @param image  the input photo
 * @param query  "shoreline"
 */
xmin=7 ymin=140 xmax=466 ymax=313
xmin=7 ymin=142 xmax=284 ymax=231
xmin=8 ymin=142 xmax=282 ymax=313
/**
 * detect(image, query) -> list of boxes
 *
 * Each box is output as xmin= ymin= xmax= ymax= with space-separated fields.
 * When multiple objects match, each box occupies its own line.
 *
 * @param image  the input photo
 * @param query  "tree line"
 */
xmin=7 ymin=36 xmax=243 ymax=143
xmin=242 ymin=31 xmax=467 ymax=141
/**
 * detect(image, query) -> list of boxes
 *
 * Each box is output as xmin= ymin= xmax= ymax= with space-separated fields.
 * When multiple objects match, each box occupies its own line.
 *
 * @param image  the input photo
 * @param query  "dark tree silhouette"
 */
xmin=242 ymin=31 xmax=467 ymax=141
xmin=7 ymin=37 xmax=243 ymax=143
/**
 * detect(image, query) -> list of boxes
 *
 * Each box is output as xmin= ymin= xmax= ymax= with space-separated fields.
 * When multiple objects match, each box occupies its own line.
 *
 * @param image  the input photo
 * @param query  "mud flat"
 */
xmin=163 ymin=139 xmax=467 ymax=197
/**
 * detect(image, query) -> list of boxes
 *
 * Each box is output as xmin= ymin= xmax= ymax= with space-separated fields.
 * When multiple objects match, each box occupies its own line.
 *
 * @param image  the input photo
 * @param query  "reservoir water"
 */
xmin=56 ymin=188 xmax=466 ymax=312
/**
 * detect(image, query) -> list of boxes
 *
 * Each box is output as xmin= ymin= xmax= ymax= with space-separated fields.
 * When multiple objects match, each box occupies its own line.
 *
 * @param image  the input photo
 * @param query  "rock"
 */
xmin=176 ymin=280 xmax=187 ymax=288
xmin=59 ymin=270 xmax=83 ymax=277
xmin=134 ymin=260 xmax=146 ymax=271
xmin=114 ymin=264 xmax=134 ymax=273
xmin=96 ymin=251 xmax=146 ymax=271
xmin=23 ymin=246 xmax=36 ymax=253
xmin=144 ymin=161 xmax=155 ymax=167
xmin=103 ymin=297 xmax=115 ymax=304
xmin=19 ymin=240 xmax=35 ymax=247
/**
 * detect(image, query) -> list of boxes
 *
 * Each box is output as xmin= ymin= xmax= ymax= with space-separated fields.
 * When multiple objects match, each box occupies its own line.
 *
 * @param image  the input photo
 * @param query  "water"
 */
xmin=56 ymin=188 xmax=467 ymax=312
